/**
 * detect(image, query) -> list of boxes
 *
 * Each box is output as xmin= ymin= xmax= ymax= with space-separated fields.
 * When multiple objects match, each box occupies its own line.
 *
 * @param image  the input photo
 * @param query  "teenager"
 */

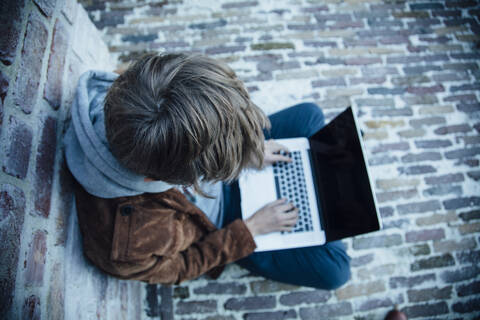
xmin=64 ymin=52 xmax=350 ymax=289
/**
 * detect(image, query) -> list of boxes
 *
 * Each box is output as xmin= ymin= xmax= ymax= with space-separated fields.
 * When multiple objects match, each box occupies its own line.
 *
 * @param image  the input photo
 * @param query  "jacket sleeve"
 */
xmin=125 ymin=219 xmax=256 ymax=284
xmin=107 ymin=194 xmax=257 ymax=284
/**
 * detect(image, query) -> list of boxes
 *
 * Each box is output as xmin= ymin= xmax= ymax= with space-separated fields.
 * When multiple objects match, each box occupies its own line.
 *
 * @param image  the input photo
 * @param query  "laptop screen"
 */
xmin=308 ymin=107 xmax=380 ymax=242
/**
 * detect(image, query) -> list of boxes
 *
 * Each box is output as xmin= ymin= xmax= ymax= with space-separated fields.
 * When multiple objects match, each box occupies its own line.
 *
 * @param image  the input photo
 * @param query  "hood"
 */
xmin=64 ymin=70 xmax=174 ymax=198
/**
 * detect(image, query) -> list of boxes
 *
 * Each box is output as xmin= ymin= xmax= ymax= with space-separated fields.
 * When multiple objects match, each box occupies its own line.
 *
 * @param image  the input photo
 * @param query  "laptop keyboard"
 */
xmin=273 ymin=151 xmax=314 ymax=233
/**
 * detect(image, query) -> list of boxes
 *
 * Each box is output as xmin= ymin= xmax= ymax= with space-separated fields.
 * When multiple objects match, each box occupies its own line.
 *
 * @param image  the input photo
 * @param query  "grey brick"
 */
xmin=225 ymin=297 xmax=275 ymax=311
xmin=403 ymin=65 xmax=442 ymax=75
xmin=311 ymin=78 xmax=346 ymax=88
xmin=401 ymin=152 xmax=442 ymax=163
xmin=403 ymin=302 xmax=448 ymax=318
xmin=432 ymin=9 xmax=461 ymax=17
xmin=398 ymin=165 xmax=437 ymax=175
xmin=456 ymin=250 xmax=480 ymax=265
xmin=372 ymin=142 xmax=409 ymax=154
xmin=434 ymin=124 xmax=472 ymax=135
xmin=423 ymin=185 xmax=463 ymax=197
xmin=406 ymin=228 xmax=445 ymax=242
xmin=402 ymin=94 xmax=438 ymax=105
xmin=407 ymin=286 xmax=452 ymax=302
xmin=414 ymin=139 xmax=452 ymax=149
xmin=432 ymin=72 xmax=470 ymax=82
xmin=391 ymin=75 xmax=430 ymax=86
xmin=377 ymin=189 xmax=418 ymax=203
xmin=457 ymin=103 xmax=480 ymax=113
xmin=379 ymin=206 xmax=394 ymax=217
xmin=221 ymin=1 xmax=258 ymax=9
xmin=451 ymin=297 xmax=480 ymax=314
xmin=368 ymin=155 xmax=398 ymax=166
xmin=444 ymin=196 xmax=480 ymax=210
xmin=397 ymin=200 xmax=441 ymax=215
xmin=433 ymin=238 xmax=477 ymax=253
xmin=443 ymin=62 xmax=479 ymax=71
xmin=189 ymin=19 xmax=227 ymax=30
xmin=356 ymin=297 xmax=395 ymax=312
xmin=299 ymin=302 xmax=353 ymax=319
xmin=441 ymin=265 xmax=480 ymax=283
xmin=372 ymin=108 xmax=413 ymax=117
xmin=457 ymin=281 xmax=480 ymax=297
xmin=444 ymin=93 xmax=478 ymax=102
xmin=350 ymin=253 xmax=374 ymax=267
xmin=390 ymin=274 xmax=436 ymax=289
xmin=467 ymin=171 xmax=480 ymax=181
xmin=425 ymin=173 xmax=464 ymax=185
xmin=279 ymin=290 xmax=331 ymax=306
xmin=193 ymin=282 xmax=246 ymax=295
xmin=352 ymin=234 xmax=402 ymax=250
xmin=367 ymin=87 xmax=405 ymax=95
xmin=176 ymin=300 xmax=217 ymax=315
xmin=409 ymin=117 xmax=446 ymax=128
xmin=459 ymin=210 xmax=480 ymax=222
xmin=410 ymin=254 xmax=455 ymax=271
xmin=409 ymin=244 xmax=431 ymax=256
xmin=410 ymin=3 xmax=445 ymax=10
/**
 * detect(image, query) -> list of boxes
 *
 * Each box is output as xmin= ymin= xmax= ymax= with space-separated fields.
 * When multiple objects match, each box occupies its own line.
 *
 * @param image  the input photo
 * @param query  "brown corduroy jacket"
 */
xmin=73 ymin=181 xmax=256 ymax=284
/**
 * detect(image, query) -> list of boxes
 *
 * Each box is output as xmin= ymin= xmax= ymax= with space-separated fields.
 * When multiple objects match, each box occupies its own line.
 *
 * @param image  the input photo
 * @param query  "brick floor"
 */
xmin=79 ymin=0 xmax=480 ymax=319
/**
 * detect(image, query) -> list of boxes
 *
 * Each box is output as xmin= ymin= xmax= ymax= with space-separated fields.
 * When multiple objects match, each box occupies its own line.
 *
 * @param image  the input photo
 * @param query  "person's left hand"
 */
xmin=262 ymin=139 xmax=292 ymax=168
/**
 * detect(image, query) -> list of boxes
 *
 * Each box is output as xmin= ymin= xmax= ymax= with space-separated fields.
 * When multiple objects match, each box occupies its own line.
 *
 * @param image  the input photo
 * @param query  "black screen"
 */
xmin=309 ymin=107 xmax=380 ymax=242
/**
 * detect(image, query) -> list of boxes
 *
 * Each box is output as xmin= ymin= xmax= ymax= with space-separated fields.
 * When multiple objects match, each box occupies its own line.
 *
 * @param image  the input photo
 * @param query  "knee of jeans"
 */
xmin=321 ymin=259 xmax=351 ymax=290
xmin=297 ymin=102 xmax=325 ymax=135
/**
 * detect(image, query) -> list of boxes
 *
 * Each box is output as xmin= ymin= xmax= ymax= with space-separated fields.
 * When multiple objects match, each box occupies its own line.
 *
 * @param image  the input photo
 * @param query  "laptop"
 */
xmin=239 ymin=106 xmax=382 ymax=251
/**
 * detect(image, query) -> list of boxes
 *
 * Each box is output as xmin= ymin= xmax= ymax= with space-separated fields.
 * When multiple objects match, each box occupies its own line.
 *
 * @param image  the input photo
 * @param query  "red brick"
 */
xmin=406 ymin=228 xmax=445 ymax=242
xmin=0 ymin=0 xmax=26 ymax=65
xmin=2 ymin=116 xmax=33 ymax=179
xmin=34 ymin=116 xmax=57 ymax=218
xmin=224 ymin=296 xmax=275 ymax=311
xmin=22 ymin=295 xmax=40 ymax=320
xmin=0 ymin=184 xmax=26 ymax=315
xmin=33 ymin=0 xmax=55 ymax=18
xmin=13 ymin=10 xmax=48 ymax=114
xmin=25 ymin=230 xmax=47 ymax=286
xmin=44 ymin=19 xmax=69 ymax=110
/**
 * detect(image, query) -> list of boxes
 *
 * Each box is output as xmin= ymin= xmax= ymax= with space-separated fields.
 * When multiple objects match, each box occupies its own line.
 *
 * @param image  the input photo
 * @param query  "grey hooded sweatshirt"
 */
xmin=64 ymin=70 xmax=223 ymax=227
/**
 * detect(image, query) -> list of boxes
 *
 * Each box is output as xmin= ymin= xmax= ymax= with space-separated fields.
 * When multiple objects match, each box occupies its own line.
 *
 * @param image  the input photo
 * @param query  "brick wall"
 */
xmin=0 ymin=0 xmax=120 ymax=319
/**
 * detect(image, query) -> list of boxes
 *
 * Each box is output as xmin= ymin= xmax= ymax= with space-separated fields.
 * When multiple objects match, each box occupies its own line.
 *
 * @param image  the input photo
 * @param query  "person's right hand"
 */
xmin=244 ymin=198 xmax=299 ymax=237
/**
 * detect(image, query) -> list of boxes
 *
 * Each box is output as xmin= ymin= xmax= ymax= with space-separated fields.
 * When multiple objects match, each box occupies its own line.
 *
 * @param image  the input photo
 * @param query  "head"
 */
xmin=104 ymin=52 xmax=270 ymax=194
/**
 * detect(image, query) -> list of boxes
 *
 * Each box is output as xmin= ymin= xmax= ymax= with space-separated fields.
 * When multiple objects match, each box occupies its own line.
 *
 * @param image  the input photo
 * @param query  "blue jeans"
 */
xmin=222 ymin=102 xmax=351 ymax=289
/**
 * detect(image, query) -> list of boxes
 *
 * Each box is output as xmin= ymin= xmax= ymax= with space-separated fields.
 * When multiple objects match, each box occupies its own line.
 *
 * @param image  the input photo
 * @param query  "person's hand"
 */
xmin=244 ymin=198 xmax=299 ymax=237
xmin=262 ymin=139 xmax=292 ymax=167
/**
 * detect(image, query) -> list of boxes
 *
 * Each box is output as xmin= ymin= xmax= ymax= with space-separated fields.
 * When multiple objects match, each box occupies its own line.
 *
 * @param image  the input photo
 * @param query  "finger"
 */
xmin=275 ymin=202 xmax=295 ymax=212
xmin=267 ymin=198 xmax=288 ymax=207
xmin=271 ymin=142 xmax=290 ymax=154
xmin=269 ymin=154 xmax=293 ymax=163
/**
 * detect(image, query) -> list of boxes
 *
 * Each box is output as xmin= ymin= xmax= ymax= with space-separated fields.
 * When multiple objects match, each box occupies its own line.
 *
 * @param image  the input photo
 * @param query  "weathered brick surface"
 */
xmin=44 ymin=19 xmax=69 ymax=110
xmin=0 ymin=0 xmax=26 ymax=65
xmin=0 ymin=184 xmax=26 ymax=315
xmin=22 ymin=295 xmax=41 ymax=320
xmin=2 ymin=116 xmax=33 ymax=179
xmin=33 ymin=116 xmax=57 ymax=218
xmin=25 ymin=230 xmax=47 ymax=286
xmin=13 ymin=10 xmax=49 ymax=114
